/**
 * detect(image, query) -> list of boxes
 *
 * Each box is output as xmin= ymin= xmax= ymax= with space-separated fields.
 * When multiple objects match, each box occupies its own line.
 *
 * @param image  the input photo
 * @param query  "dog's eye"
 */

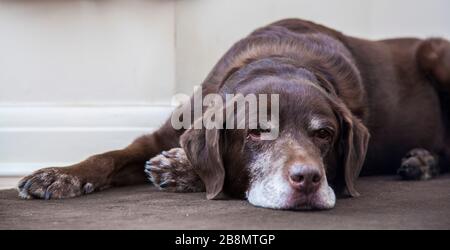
xmin=247 ymin=128 xmax=271 ymax=140
xmin=314 ymin=129 xmax=333 ymax=141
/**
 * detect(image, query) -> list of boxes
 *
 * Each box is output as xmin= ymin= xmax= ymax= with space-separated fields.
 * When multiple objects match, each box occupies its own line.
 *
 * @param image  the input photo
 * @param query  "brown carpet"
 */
xmin=1 ymin=175 xmax=449 ymax=230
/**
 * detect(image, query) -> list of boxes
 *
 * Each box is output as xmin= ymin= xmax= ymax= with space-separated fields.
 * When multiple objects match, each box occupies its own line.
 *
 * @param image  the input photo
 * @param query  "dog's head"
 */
xmin=181 ymin=58 xmax=370 ymax=210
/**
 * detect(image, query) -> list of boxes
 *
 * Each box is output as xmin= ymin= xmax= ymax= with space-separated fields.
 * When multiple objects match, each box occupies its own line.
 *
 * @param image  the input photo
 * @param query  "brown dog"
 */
xmin=18 ymin=19 xmax=450 ymax=210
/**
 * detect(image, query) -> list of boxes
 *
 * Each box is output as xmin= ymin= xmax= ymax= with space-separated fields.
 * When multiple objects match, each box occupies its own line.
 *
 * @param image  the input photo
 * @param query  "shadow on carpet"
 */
xmin=1 ymin=175 xmax=449 ymax=229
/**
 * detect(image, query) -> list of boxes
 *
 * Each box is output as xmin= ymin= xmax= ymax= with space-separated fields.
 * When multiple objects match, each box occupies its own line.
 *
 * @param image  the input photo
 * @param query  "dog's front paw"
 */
xmin=145 ymin=148 xmax=205 ymax=192
xmin=18 ymin=168 xmax=94 ymax=200
xmin=398 ymin=149 xmax=440 ymax=181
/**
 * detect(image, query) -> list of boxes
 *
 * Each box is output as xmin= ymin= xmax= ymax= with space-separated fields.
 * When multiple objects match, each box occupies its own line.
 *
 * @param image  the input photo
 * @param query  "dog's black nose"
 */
xmin=288 ymin=165 xmax=322 ymax=193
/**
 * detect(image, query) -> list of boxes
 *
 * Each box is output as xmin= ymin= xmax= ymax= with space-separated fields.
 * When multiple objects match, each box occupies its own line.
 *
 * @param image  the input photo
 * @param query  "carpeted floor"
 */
xmin=0 ymin=175 xmax=449 ymax=230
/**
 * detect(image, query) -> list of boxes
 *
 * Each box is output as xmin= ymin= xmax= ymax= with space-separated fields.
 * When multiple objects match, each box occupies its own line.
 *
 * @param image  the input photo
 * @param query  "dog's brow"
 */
xmin=309 ymin=117 xmax=326 ymax=130
xmin=297 ymin=77 xmax=331 ymax=97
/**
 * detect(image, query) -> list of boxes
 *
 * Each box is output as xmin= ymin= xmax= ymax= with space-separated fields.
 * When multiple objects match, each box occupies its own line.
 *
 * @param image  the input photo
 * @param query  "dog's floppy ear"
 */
xmin=335 ymin=101 xmax=370 ymax=197
xmin=180 ymin=112 xmax=225 ymax=200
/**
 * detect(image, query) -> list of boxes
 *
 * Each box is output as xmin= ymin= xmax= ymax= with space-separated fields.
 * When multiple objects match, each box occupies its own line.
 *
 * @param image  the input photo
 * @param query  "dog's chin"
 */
xmin=247 ymin=184 xmax=336 ymax=211
xmin=287 ymin=186 xmax=336 ymax=211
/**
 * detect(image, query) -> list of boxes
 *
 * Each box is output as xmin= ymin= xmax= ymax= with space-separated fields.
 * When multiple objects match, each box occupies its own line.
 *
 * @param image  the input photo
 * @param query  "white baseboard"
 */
xmin=0 ymin=105 xmax=174 ymax=176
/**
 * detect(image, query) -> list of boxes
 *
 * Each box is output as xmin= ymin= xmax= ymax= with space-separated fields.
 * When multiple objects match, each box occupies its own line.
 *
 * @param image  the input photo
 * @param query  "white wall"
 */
xmin=369 ymin=0 xmax=450 ymax=39
xmin=0 ymin=0 xmax=176 ymax=175
xmin=1 ymin=0 xmax=449 ymax=175
xmin=0 ymin=0 xmax=176 ymax=105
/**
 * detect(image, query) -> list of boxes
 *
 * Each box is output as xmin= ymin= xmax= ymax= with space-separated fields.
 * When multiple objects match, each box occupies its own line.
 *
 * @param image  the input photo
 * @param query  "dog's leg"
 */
xmin=397 ymin=149 xmax=440 ymax=181
xmin=145 ymin=148 xmax=205 ymax=193
xmin=18 ymin=120 xmax=184 ymax=199
xmin=417 ymin=38 xmax=450 ymax=174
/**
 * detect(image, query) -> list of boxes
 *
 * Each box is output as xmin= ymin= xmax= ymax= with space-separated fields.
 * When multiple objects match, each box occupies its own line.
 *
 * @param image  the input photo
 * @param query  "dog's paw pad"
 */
xmin=398 ymin=149 xmax=439 ymax=181
xmin=145 ymin=148 xmax=205 ymax=193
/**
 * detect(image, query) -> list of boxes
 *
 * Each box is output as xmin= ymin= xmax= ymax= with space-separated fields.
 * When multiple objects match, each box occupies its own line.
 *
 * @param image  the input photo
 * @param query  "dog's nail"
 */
xmin=162 ymin=151 xmax=170 ymax=157
xmin=44 ymin=191 xmax=52 ymax=200
xmin=144 ymin=169 xmax=152 ymax=176
xmin=23 ymin=180 xmax=32 ymax=191
xmin=19 ymin=190 xmax=31 ymax=199
xmin=83 ymin=183 xmax=94 ymax=194
xmin=159 ymin=180 xmax=174 ymax=189
xmin=18 ymin=180 xmax=27 ymax=189
xmin=145 ymin=161 xmax=157 ymax=170
xmin=146 ymin=165 xmax=162 ymax=173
